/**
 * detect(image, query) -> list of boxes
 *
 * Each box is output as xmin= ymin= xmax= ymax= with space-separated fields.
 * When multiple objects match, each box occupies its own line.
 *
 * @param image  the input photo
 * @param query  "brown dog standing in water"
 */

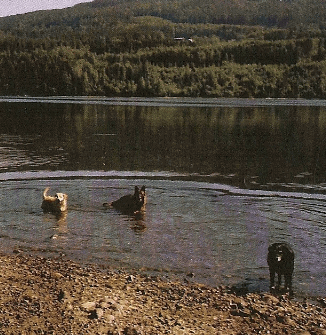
xmin=41 ymin=187 xmax=68 ymax=214
xmin=104 ymin=186 xmax=146 ymax=215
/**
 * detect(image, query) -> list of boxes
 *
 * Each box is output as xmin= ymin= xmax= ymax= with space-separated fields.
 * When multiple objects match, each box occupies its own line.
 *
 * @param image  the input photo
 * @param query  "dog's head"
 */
xmin=268 ymin=243 xmax=293 ymax=264
xmin=55 ymin=193 xmax=67 ymax=203
xmin=55 ymin=192 xmax=68 ymax=211
xmin=134 ymin=186 xmax=146 ymax=206
xmin=274 ymin=245 xmax=284 ymax=262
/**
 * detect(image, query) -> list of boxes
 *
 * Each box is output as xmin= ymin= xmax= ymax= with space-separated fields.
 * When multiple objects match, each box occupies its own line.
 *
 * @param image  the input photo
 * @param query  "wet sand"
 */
xmin=0 ymin=253 xmax=325 ymax=334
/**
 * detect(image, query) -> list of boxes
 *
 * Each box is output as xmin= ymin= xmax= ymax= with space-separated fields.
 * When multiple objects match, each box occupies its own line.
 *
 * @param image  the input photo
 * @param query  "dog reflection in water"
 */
xmin=103 ymin=186 xmax=146 ymax=216
xmin=130 ymin=211 xmax=147 ymax=232
xmin=41 ymin=187 xmax=68 ymax=215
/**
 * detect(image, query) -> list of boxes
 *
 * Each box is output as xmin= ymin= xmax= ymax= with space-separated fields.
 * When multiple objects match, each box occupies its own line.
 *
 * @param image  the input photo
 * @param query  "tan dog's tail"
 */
xmin=43 ymin=187 xmax=50 ymax=199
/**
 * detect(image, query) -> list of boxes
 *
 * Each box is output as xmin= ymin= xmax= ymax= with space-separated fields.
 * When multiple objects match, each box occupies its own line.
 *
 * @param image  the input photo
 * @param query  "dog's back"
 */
xmin=110 ymin=186 xmax=146 ymax=214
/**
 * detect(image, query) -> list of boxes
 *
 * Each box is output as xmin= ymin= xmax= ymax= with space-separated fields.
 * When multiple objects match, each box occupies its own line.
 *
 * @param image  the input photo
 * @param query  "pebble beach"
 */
xmin=0 ymin=253 xmax=325 ymax=334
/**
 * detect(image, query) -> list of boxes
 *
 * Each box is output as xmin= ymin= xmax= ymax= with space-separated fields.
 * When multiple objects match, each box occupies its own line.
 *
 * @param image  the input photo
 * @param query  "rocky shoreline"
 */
xmin=0 ymin=253 xmax=325 ymax=334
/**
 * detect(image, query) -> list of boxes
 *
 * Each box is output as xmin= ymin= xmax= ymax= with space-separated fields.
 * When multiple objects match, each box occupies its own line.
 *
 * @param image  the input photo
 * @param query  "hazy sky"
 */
xmin=0 ymin=0 xmax=91 ymax=18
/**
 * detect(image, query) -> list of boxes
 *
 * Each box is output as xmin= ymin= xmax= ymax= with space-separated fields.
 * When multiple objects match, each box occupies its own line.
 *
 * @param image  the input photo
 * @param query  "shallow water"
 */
xmin=0 ymin=97 xmax=326 ymax=297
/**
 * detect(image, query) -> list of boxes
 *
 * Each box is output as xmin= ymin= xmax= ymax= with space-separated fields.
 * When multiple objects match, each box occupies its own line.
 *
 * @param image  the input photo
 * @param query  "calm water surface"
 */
xmin=0 ymin=97 xmax=326 ymax=297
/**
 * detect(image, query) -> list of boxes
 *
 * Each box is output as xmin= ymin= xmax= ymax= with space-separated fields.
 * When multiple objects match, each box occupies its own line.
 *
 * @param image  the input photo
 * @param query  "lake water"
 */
xmin=0 ymin=97 xmax=326 ymax=298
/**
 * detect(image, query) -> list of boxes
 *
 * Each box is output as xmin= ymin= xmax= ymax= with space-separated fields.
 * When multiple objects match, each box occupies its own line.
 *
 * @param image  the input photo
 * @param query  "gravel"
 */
xmin=0 ymin=253 xmax=325 ymax=334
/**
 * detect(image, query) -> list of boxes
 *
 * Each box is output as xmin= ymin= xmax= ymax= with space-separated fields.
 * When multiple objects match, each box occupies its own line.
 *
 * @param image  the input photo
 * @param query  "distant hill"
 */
xmin=0 ymin=0 xmax=325 ymax=39
xmin=0 ymin=0 xmax=325 ymax=98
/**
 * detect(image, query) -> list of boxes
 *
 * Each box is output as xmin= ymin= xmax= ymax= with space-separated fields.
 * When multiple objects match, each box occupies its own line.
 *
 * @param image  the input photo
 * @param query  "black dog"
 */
xmin=104 ymin=186 xmax=146 ymax=215
xmin=267 ymin=242 xmax=294 ymax=293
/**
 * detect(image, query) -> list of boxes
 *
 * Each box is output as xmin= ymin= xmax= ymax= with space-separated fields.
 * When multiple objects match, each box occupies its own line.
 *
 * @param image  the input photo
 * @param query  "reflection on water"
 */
xmin=1 ymin=101 xmax=326 ymax=189
xmin=0 ymin=99 xmax=326 ymax=297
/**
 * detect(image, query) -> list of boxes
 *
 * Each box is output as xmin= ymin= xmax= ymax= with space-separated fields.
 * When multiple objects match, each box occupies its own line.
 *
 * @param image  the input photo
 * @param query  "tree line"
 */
xmin=0 ymin=37 xmax=326 ymax=98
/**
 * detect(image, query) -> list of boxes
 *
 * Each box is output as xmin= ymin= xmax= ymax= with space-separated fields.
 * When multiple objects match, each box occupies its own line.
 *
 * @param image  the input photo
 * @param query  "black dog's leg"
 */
xmin=284 ymin=274 xmax=293 ymax=293
xmin=269 ymin=270 xmax=275 ymax=289
xmin=277 ymin=273 xmax=282 ymax=290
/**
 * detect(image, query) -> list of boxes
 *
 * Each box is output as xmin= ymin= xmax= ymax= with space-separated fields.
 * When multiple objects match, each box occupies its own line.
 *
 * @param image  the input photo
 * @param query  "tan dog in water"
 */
xmin=41 ymin=187 xmax=68 ymax=214
xmin=104 ymin=186 xmax=146 ymax=215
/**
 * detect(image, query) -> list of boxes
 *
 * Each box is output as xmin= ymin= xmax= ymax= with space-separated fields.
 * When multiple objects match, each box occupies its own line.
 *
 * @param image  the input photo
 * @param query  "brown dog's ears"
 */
xmin=134 ymin=186 xmax=145 ymax=195
xmin=134 ymin=186 xmax=139 ymax=195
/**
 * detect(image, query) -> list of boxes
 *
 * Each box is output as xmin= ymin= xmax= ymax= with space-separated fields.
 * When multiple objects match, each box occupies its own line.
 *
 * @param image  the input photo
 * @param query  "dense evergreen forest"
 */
xmin=1 ymin=0 xmax=326 ymax=98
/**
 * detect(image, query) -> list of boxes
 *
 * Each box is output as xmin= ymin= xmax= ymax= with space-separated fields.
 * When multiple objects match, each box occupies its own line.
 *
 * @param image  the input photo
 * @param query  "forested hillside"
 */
xmin=0 ymin=0 xmax=326 ymax=98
